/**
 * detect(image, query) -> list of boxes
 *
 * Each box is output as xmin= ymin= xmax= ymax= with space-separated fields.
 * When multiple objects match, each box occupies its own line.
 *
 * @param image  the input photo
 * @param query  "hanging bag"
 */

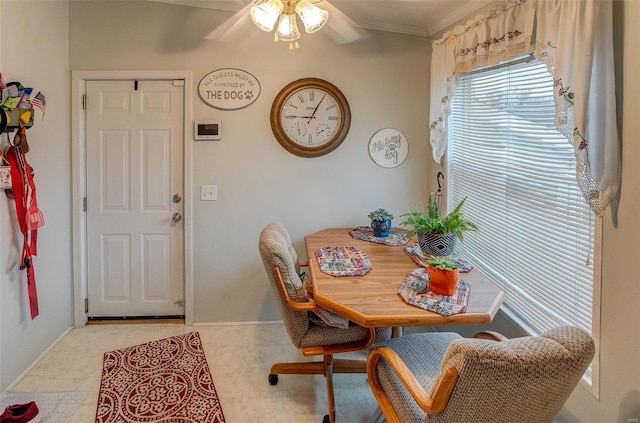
xmin=6 ymin=141 xmax=41 ymax=319
xmin=12 ymin=125 xmax=30 ymax=153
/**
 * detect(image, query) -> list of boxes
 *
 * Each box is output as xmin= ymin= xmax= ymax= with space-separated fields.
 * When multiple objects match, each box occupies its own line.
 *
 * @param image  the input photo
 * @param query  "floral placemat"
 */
xmin=403 ymin=243 xmax=473 ymax=272
xmin=349 ymin=226 xmax=410 ymax=246
xmin=315 ymin=246 xmax=373 ymax=276
xmin=398 ymin=268 xmax=470 ymax=316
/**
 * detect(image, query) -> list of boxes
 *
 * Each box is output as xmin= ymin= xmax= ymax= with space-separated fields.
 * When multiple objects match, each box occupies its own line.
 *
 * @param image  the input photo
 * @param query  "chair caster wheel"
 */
xmin=322 ymin=414 xmax=330 ymax=423
xmin=268 ymin=374 xmax=279 ymax=385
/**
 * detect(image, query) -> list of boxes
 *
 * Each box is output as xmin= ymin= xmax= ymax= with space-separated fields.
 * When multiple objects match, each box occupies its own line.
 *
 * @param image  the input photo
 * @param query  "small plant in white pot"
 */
xmin=400 ymin=196 xmax=477 ymax=256
xmin=368 ymin=208 xmax=394 ymax=238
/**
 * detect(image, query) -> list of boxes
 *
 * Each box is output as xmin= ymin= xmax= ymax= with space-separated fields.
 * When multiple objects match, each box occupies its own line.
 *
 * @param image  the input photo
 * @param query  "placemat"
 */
xmin=398 ymin=268 xmax=470 ymax=316
xmin=403 ymin=243 xmax=473 ymax=272
xmin=349 ymin=226 xmax=410 ymax=246
xmin=315 ymin=246 xmax=373 ymax=276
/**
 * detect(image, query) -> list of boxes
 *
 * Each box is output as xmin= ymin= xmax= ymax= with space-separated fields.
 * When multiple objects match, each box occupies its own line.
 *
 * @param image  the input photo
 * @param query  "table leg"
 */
xmin=391 ymin=327 xmax=403 ymax=338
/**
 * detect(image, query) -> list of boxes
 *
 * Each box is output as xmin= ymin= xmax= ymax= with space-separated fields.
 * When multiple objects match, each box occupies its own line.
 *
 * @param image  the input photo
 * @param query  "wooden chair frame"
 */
xmin=271 ymin=266 xmax=376 ymax=423
xmin=366 ymin=331 xmax=505 ymax=423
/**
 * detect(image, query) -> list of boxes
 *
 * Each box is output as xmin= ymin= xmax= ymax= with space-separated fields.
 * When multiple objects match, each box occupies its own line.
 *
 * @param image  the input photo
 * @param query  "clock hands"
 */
xmin=284 ymin=115 xmax=317 ymax=119
xmin=307 ymin=94 xmax=326 ymax=124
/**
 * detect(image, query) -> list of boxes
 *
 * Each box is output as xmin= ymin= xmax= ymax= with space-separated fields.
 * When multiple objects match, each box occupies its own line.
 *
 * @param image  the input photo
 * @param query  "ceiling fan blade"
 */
xmin=204 ymin=1 xmax=254 ymax=41
xmin=321 ymin=0 xmax=368 ymax=44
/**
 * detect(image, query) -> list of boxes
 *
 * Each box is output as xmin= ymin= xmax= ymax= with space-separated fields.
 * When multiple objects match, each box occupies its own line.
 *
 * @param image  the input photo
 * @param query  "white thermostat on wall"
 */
xmin=194 ymin=120 xmax=222 ymax=141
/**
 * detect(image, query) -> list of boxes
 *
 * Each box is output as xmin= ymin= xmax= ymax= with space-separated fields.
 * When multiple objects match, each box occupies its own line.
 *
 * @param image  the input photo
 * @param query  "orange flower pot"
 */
xmin=427 ymin=267 xmax=459 ymax=296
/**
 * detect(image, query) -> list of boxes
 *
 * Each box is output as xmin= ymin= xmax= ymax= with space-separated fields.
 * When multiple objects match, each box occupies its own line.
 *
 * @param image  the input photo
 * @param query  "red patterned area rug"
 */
xmin=95 ymin=332 xmax=226 ymax=423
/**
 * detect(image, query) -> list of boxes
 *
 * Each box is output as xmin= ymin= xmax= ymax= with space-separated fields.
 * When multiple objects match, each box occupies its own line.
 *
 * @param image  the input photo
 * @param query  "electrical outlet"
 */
xmin=201 ymin=185 xmax=217 ymax=201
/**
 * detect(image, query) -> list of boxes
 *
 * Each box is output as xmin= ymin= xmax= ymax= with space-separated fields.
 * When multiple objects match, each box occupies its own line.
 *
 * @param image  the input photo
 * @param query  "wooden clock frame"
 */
xmin=270 ymin=78 xmax=351 ymax=158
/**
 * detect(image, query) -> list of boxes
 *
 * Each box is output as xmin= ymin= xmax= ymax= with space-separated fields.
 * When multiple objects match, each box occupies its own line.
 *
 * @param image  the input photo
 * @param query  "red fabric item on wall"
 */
xmin=6 ymin=144 xmax=40 ymax=319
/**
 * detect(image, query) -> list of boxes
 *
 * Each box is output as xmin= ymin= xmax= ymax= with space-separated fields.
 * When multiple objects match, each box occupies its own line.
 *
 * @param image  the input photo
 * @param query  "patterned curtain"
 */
xmin=429 ymin=0 xmax=620 ymax=217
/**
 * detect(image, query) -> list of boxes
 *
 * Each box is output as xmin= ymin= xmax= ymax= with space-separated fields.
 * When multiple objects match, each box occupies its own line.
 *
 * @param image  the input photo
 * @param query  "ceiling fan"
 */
xmin=196 ymin=0 xmax=369 ymax=49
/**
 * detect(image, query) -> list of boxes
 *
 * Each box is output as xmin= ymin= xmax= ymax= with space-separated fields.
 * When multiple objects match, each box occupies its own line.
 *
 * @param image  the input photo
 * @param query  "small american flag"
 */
xmin=30 ymin=91 xmax=46 ymax=119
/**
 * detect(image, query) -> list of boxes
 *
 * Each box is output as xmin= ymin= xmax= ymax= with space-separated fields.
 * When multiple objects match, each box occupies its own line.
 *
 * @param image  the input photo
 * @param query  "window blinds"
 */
xmin=447 ymin=59 xmax=595 ymax=341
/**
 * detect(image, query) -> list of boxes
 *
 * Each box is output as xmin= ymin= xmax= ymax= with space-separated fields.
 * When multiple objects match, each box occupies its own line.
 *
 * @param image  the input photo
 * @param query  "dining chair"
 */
xmin=259 ymin=222 xmax=391 ymax=423
xmin=367 ymin=326 xmax=595 ymax=423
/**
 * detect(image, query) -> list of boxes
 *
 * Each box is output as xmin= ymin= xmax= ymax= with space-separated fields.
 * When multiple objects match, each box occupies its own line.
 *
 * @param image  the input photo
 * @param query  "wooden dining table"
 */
xmin=305 ymin=227 xmax=505 ymax=329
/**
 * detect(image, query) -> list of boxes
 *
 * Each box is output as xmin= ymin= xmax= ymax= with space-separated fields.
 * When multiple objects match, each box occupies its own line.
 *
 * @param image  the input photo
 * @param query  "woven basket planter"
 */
xmin=418 ymin=232 xmax=457 ymax=256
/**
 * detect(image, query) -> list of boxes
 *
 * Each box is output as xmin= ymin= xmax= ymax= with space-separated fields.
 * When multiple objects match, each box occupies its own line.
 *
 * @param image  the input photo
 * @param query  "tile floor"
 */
xmin=11 ymin=323 xmax=384 ymax=423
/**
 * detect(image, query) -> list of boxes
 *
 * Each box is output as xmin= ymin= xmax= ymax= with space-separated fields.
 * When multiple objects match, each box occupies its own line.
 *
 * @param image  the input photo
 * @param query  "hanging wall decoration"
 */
xmin=198 ymin=68 xmax=261 ymax=110
xmin=0 ymin=72 xmax=46 ymax=320
xmin=270 ymin=78 xmax=351 ymax=158
xmin=368 ymin=128 xmax=408 ymax=168
xmin=0 ymin=73 xmax=46 ymax=133
xmin=0 ymin=152 xmax=11 ymax=190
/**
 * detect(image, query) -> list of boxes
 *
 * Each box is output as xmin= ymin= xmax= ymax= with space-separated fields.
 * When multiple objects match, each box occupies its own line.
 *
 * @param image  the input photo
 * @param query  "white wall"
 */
xmin=69 ymin=1 xmax=431 ymax=323
xmin=0 ymin=1 xmax=72 ymax=389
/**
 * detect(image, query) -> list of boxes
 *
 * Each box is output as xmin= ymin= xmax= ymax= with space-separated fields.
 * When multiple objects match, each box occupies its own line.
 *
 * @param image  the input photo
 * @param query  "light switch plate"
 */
xmin=201 ymin=185 xmax=217 ymax=201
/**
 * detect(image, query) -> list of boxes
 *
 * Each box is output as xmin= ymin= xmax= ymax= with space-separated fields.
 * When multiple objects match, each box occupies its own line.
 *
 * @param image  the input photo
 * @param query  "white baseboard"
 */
xmin=3 ymin=326 xmax=74 ymax=392
xmin=191 ymin=320 xmax=284 ymax=327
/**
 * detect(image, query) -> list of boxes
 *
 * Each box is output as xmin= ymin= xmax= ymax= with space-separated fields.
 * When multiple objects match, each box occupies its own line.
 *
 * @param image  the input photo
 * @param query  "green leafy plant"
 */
xmin=425 ymin=256 xmax=461 ymax=271
xmin=368 ymin=208 xmax=394 ymax=221
xmin=400 ymin=196 xmax=478 ymax=240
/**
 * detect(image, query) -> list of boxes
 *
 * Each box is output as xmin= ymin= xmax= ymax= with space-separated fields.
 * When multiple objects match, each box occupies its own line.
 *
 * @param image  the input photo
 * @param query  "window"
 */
xmin=447 ymin=57 xmax=599 ymax=388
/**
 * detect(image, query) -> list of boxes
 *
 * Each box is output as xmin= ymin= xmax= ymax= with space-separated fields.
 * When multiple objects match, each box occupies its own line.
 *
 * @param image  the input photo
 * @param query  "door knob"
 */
xmin=172 ymin=212 xmax=182 ymax=223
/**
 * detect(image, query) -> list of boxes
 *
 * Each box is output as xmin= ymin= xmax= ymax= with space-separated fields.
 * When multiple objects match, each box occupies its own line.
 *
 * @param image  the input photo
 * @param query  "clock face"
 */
xmin=281 ymin=87 xmax=341 ymax=148
xmin=271 ymin=78 xmax=351 ymax=158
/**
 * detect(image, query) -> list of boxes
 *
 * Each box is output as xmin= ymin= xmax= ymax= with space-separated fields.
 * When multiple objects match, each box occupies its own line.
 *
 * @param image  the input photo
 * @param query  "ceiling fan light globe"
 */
xmin=250 ymin=0 xmax=284 ymax=32
xmin=295 ymin=0 xmax=328 ymax=33
xmin=276 ymin=13 xmax=301 ymax=41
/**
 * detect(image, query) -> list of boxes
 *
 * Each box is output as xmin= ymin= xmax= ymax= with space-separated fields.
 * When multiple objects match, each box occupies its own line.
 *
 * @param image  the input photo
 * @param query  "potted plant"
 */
xmin=425 ymin=256 xmax=461 ymax=296
xmin=368 ymin=208 xmax=394 ymax=237
xmin=400 ymin=196 xmax=477 ymax=256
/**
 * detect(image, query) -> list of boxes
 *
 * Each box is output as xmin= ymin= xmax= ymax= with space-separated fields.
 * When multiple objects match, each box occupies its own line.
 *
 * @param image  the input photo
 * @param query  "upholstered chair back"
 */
xmin=264 ymin=222 xmax=301 ymax=275
xmin=258 ymin=226 xmax=310 ymax=347
xmin=429 ymin=326 xmax=595 ymax=423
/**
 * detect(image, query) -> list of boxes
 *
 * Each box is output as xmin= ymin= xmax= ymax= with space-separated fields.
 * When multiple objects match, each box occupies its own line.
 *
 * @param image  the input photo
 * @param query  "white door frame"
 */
xmin=71 ymin=70 xmax=193 ymax=327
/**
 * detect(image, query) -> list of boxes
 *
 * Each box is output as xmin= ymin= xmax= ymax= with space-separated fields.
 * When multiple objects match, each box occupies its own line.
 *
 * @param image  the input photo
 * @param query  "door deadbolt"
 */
xmin=172 ymin=194 xmax=182 ymax=204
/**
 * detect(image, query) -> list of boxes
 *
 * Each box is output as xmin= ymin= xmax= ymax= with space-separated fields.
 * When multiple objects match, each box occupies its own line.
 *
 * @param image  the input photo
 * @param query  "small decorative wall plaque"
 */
xmin=368 ymin=128 xmax=408 ymax=168
xmin=198 ymin=68 xmax=261 ymax=110
xmin=0 ymin=166 xmax=11 ymax=189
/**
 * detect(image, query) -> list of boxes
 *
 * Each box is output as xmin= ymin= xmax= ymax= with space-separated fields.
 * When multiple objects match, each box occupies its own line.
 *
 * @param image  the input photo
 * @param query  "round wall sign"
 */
xmin=368 ymin=128 xmax=408 ymax=168
xmin=198 ymin=68 xmax=261 ymax=110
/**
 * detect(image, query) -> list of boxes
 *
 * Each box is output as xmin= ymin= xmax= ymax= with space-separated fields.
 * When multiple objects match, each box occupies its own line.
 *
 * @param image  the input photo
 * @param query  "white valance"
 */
xmin=429 ymin=0 xmax=620 ymax=217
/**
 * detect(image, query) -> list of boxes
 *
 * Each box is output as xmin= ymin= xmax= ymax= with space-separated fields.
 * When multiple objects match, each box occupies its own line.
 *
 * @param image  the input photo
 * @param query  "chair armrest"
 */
xmin=273 ymin=266 xmax=319 ymax=312
xmin=302 ymin=327 xmax=376 ymax=356
xmin=473 ymin=331 xmax=508 ymax=341
xmin=273 ymin=266 xmax=376 ymax=356
xmin=367 ymin=347 xmax=458 ymax=423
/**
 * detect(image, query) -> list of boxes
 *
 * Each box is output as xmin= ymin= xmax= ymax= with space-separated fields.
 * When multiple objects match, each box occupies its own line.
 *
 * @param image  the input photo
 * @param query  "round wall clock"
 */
xmin=270 ymin=78 xmax=351 ymax=158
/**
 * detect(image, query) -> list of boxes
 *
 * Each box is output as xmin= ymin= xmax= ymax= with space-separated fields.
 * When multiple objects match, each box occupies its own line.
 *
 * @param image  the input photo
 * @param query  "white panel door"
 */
xmin=86 ymin=80 xmax=184 ymax=317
